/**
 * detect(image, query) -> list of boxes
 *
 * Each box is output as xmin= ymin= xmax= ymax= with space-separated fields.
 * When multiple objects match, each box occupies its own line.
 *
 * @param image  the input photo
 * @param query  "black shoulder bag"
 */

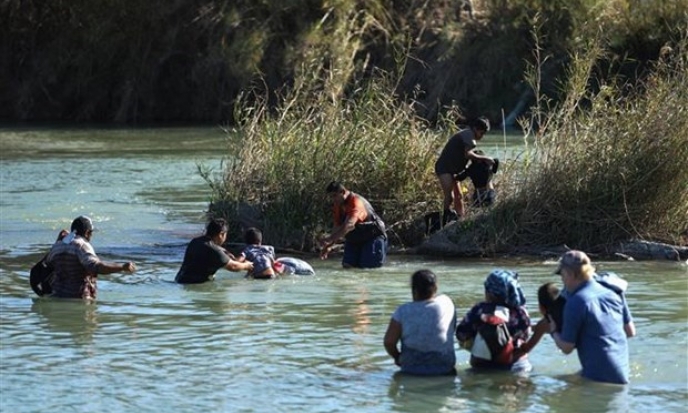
xmin=30 ymin=255 xmax=54 ymax=296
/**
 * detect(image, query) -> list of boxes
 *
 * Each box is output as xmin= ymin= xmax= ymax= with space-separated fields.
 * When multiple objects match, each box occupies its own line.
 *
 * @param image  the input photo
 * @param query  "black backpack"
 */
xmin=30 ymin=255 xmax=54 ymax=296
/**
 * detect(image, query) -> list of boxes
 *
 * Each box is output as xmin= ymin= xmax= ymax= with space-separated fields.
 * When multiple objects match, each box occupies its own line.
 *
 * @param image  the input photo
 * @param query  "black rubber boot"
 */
xmin=442 ymin=209 xmax=458 ymax=227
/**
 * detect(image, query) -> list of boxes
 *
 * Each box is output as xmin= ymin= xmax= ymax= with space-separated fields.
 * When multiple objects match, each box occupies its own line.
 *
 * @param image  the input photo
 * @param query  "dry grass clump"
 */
xmin=486 ymin=36 xmax=688 ymax=250
xmin=204 ymin=5 xmax=687 ymax=253
xmin=205 ymin=73 xmax=442 ymax=248
xmin=203 ymin=5 xmax=445 ymax=248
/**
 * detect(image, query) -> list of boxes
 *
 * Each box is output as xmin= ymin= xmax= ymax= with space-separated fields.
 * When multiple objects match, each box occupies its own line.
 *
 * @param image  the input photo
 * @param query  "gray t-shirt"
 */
xmin=392 ymin=294 xmax=457 ymax=374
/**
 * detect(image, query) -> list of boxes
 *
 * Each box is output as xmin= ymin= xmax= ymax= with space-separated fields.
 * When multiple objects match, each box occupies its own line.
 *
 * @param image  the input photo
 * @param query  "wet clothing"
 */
xmin=46 ymin=235 xmax=100 ymax=299
xmin=561 ymin=279 xmax=633 ymax=384
xmin=240 ymin=244 xmax=276 ymax=276
xmin=342 ymin=236 xmax=387 ymax=268
xmin=175 ymin=235 xmax=230 ymax=284
xmin=434 ymin=129 xmax=477 ymax=175
xmin=456 ymin=302 xmax=532 ymax=372
xmin=392 ymin=294 xmax=457 ymax=375
xmin=456 ymin=159 xmax=492 ymax=188
xmin=334 ymin=192 xmax=387 ymax=268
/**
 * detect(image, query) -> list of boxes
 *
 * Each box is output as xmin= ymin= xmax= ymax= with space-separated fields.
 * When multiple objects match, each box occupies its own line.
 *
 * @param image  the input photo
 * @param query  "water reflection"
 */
xmin=388 ymin=372 xmax=462 ymax=412
xmin=31 ymin=298 xmax=99 ymax=345
xmin=538 ymin=375 xmax=631 ymax=413
xmin=351 ymin=286 xmax=371 ymax=335
xmin=457 ymin=371 xmax=537 ymax=412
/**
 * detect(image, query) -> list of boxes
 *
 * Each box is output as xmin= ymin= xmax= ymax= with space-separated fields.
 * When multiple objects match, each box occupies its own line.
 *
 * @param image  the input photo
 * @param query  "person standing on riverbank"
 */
xmin=46 ymin=215 xmax=137 ymax=300
xmin=384 ymin=269 xmax=457 ymax=375
xmin=434 ymin=117 xmax=495 ymax=226
xmin=549 ymin=250 xmax=636 ymax=384
xmin=175 ymin=218 xmax=253 ymax=284
xmin=318 ymin=181 xmax=387 ymax=269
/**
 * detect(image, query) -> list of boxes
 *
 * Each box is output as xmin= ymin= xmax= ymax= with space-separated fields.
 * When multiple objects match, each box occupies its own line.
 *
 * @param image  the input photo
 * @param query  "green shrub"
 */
xmin=484 ymin=34 xmax=688 ymax=250
xmin=203 ymin=5 xmax=447 ymax=248
xmin=204 ymin=2 xmax=688 ymax=253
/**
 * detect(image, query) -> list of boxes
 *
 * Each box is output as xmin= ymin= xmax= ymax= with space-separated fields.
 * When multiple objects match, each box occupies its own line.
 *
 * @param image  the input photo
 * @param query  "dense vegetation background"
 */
xmin=3 ymin=0 xmax=685 ymax=124
xmin=3 ymin=0 xmax=687 ymax=254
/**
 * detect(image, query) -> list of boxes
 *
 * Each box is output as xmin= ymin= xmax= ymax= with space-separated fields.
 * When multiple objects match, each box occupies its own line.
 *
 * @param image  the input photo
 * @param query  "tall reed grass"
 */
xmin=205 ymin=6 xmax=688 ymax=253
xmin=205 ymin=74 xmax=444 ymax=249
xmin=482 ymin=34 xmax=688 ymax=251
xmin=204 ymin=6 xmax=447 ymax=249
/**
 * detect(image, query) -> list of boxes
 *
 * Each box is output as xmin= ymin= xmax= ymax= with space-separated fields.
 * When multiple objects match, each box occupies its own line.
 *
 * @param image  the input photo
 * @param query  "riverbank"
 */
xmin=228 ymin=226 xmax=688 ymax=264
xmin=412 ymin=224 xmax=688 ymax=262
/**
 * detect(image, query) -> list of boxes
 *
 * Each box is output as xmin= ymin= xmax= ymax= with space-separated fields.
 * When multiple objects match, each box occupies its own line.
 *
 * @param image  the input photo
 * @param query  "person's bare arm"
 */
xmin=550 ymin=332 xmax=576 ymax=354
xmin=318 ymin=217 xmax=357 ymax=258
xmin=625 ymin=321 xmax=636 ymax=338
xmin=548 ymin=317 xmax=575 ymax=354
xmin=224 ymin=259 xmax=253 ymax=272
xmin=219 ymin=247 xmax=236 ymax=260
xmin=383 ymin=318 xmax=402 ymax=366
xmin=97 ymin=261 xmax=137 ymax=275
xmin=321 ymin=217 xmax=356 ymax=245
xmin=514 ymin=317 xmax=549 ymax=356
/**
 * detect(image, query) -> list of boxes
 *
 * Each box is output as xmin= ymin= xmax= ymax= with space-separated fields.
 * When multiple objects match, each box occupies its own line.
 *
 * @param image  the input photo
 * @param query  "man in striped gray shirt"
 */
xmin=46 ymin=216 xmax=137 ymax=300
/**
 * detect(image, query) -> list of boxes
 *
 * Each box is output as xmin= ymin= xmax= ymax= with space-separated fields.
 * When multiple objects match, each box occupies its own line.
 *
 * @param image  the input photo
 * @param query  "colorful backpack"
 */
xmin=471 ymin=306 xmax=514 ymax=365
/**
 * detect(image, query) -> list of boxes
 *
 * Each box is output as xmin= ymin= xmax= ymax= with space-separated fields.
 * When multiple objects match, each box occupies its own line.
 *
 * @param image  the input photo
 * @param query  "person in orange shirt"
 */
xmin=318 ymin=181 xmax=387 ymax=268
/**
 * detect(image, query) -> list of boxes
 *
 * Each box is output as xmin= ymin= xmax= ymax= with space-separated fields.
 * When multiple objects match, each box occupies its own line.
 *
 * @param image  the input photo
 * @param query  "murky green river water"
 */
xmin=1 ymin=127 xmax=686 ymax=412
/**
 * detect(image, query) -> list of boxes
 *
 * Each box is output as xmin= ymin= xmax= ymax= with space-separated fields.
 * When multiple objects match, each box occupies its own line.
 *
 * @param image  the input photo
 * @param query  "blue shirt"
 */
xmin=240 ymin=244 xmax=276 ymax=274
xmin=561 ymin=279 xmax=632 ymax=384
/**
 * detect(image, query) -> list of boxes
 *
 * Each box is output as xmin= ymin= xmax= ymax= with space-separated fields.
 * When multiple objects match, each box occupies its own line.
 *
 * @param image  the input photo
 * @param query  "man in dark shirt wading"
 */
xmin=175 ymin=218 xmax=253 ymax=284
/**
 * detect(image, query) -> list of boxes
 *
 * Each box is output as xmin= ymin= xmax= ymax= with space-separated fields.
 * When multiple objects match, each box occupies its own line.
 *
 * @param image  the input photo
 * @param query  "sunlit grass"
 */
xmin=480 ymin=35 xmax=688 ymax=250
xmin=203 ymin=4 xmax=688 ymax=253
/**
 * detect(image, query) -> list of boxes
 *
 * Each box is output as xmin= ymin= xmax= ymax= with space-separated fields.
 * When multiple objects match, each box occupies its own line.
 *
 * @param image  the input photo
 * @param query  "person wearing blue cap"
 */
xmin=45 ymin=215 xmax=137 ymax=300
xmin=550 ymin=250 xmax=636 ymax=384
xmin=455 ymin=269 xmax=532 ymax=373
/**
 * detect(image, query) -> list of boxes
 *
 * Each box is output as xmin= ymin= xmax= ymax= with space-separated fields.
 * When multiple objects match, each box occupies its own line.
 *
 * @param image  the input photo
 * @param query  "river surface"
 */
xmin=1 ymin=127 xmax=686 ymax=413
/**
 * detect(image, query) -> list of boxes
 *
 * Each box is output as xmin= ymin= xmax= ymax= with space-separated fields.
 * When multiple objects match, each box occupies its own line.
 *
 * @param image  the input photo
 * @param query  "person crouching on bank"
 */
xmin=318 ymin=181 xmax=387 ymax=269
